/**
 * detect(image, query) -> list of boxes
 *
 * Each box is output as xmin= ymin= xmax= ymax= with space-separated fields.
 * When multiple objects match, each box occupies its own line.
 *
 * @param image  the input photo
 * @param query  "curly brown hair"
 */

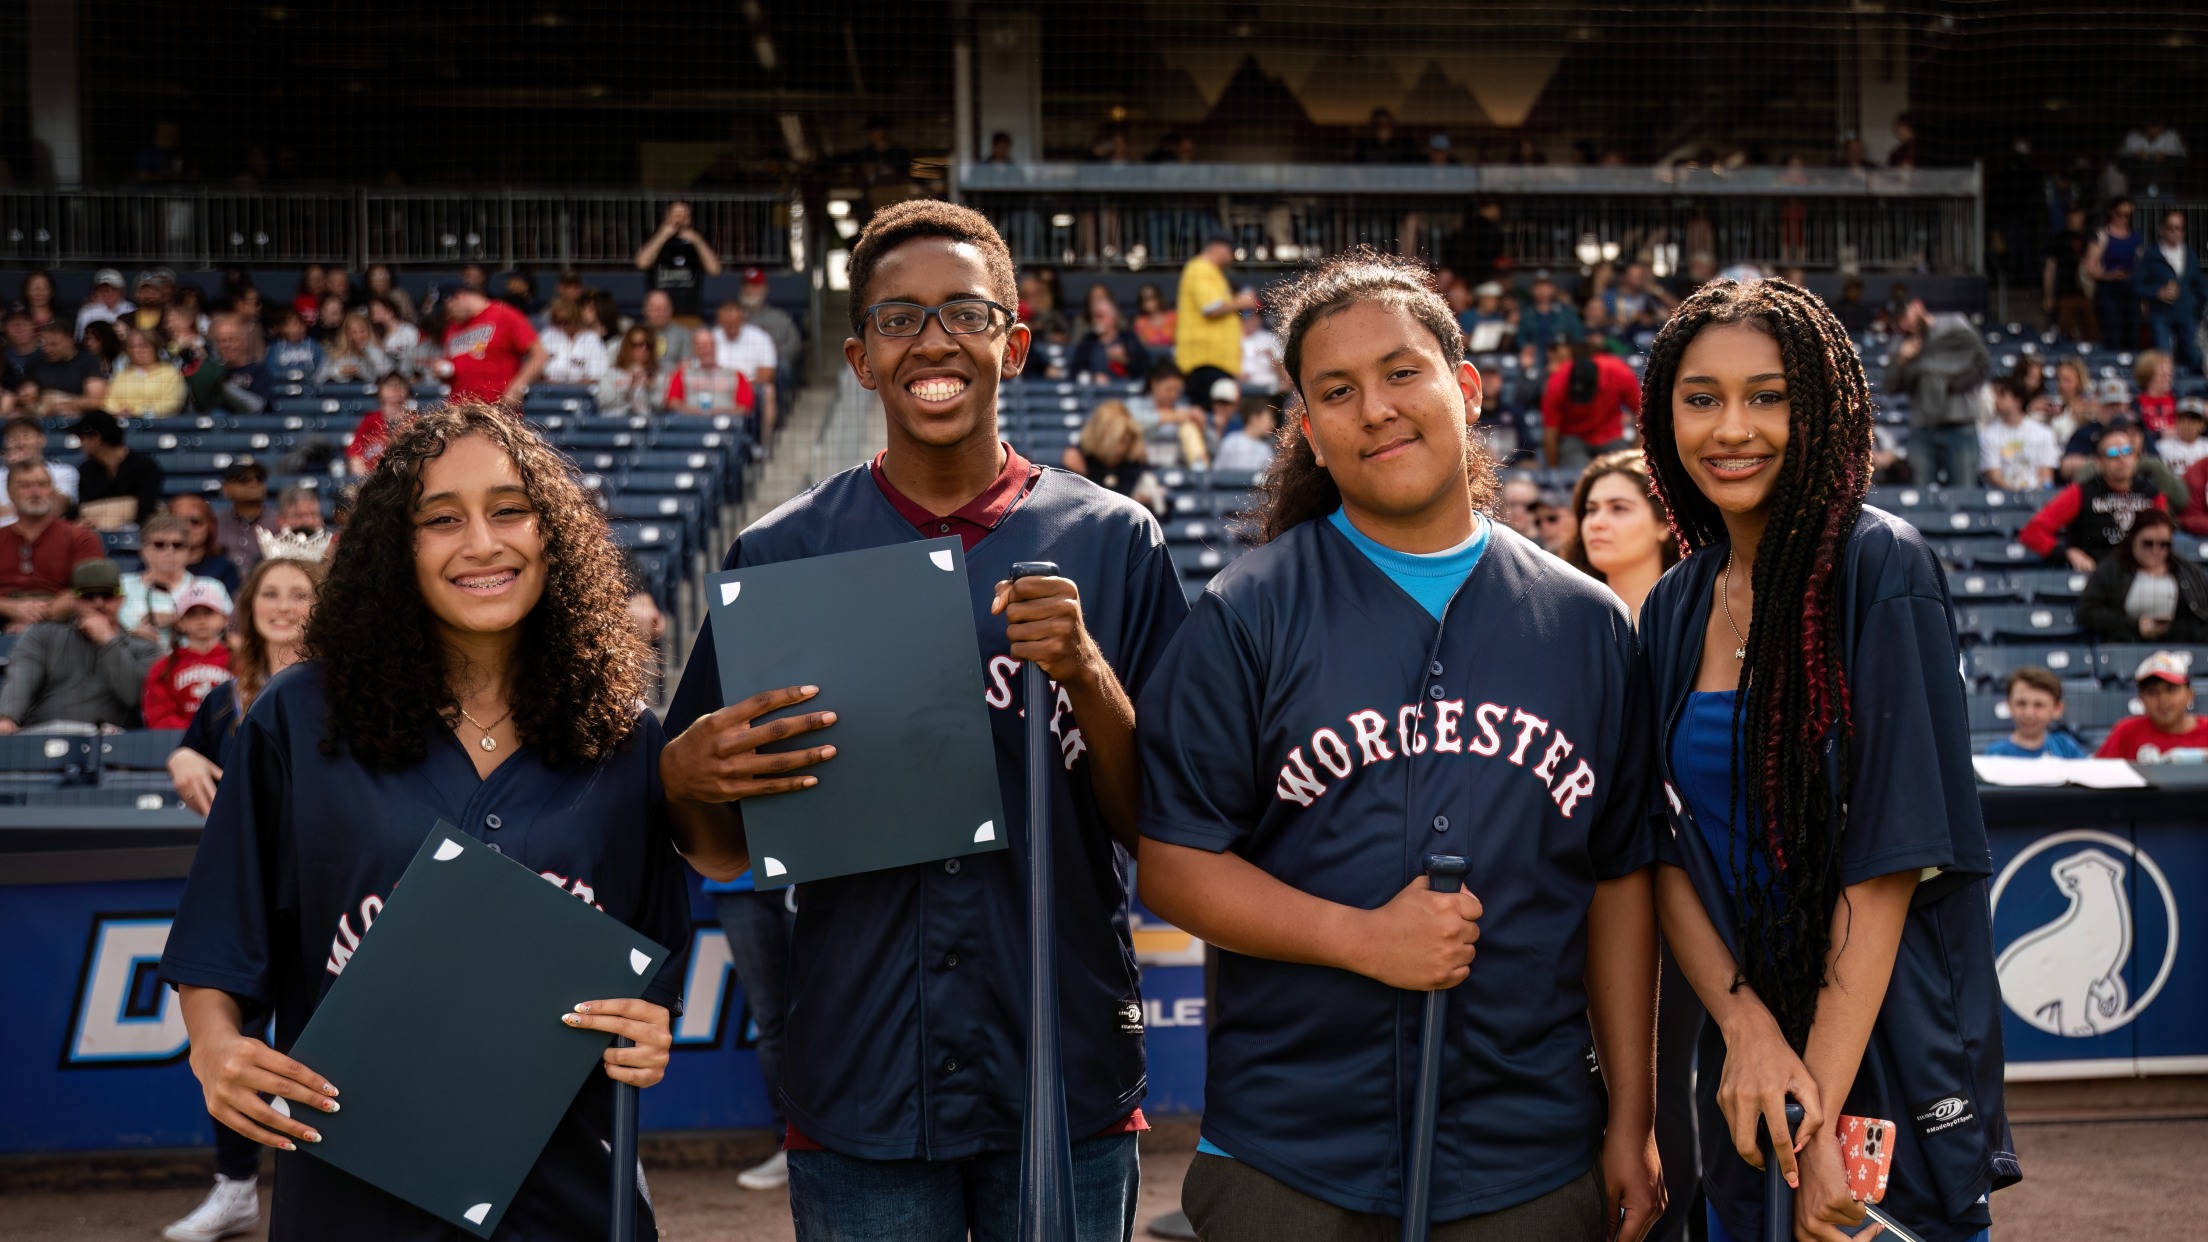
xmin=304 ymin=402 xmax=650 ymax=769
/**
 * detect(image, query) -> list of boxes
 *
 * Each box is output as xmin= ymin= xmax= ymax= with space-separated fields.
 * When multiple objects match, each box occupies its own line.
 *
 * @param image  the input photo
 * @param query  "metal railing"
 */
xmin=0 ymin=190 xmax=790 ymax=269
xmin=958 ymin=163 xmax=1985 ymax=275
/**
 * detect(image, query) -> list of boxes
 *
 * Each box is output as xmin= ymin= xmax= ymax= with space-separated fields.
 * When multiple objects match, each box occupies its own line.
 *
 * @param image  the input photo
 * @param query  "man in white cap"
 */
xmin=75 ymin=269 xmax=135 ymax=340
xmin=2096 ymin=651 xmax=2208 ymax=762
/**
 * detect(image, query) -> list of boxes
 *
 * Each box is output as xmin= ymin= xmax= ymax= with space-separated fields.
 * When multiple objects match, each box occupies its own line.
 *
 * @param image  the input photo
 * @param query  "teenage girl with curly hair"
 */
xmin=162 ymin=402 xmax=692 ymax=1242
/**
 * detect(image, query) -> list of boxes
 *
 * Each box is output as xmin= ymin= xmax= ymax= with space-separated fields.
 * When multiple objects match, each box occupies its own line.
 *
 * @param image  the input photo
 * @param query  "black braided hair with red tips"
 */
xmin=1636 ymin=279 xmax=1875 ymax=1051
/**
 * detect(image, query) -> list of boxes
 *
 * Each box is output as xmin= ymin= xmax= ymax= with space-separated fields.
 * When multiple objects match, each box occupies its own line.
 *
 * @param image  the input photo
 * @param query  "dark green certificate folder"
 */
xmin=284 ymin=825 xmax=668 ymax=1238
xmin=707 ymin=536 xmax=1009 ymax=887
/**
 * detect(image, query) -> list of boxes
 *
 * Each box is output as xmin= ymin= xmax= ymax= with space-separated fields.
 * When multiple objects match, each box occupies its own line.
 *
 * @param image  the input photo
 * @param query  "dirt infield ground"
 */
xmin=7 ymin=1115 xmax=2201 ymax=1240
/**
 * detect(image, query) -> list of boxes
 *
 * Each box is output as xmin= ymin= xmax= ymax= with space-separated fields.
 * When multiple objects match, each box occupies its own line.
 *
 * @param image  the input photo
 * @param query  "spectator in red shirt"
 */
xmin=0 ymin=461 xmax=105 ymax=632
xmin=140 ymin=582 xmax=235 ymax=729
xmin=348 ymin=373 xmax=413 ymax=476
xmin=1540 ymin=338 xmax=1640 ymax=470
xmin=2019 ymin=422 xmax=2169 ymax=571
xmin=2097 ymin=651 xmax=2208 ymax=762
xmin=437 ymin=286 xmax=547 ymax=408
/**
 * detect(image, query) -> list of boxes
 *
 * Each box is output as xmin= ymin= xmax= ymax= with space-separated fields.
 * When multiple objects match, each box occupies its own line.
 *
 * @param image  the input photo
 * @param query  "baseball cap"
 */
xmin=1209 ymin=378 xmax=1241 ymax=404
xmin=223 ymin=458 xmax=269 ymax=484
xmin=67 ymin=410 xmax=125 ymax=445
xmin=741 ymin=266 xmax=768 ymax=286
xmin=92 ymin=269 xmax=126 ymax=289
xmin=70 ymin=559 xmax=123 ymax=594
xmin=173 ymin=581 xmax=230 ymax=617
xmin=2135 ymin=650 xmax=2193 ymax=687
xmin=1473 ymin=281 xmax=1505 ymax=299
xmin=2097 ymin=377 xmax=2134 ymax=404
xmin=135 ymin=269 xmax=168 ymax=290
xmin=2178 ymin=396 xmax=2207 ymax=420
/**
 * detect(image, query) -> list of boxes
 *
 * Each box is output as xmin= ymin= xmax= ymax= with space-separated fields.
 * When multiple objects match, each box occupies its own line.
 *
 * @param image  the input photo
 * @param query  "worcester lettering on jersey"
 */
xmin=1273 ymin=698 xmax=1598 ymax=816
xmin=1139 ymin=519 xmax=1655 ymax=1222
xmin=665 ymin=462 xmax=1187 ymax=1164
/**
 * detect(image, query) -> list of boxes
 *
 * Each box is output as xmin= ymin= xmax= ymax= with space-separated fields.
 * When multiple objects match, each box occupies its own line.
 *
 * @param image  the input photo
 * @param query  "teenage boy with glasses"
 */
xmin=659 ymin=199 xmax=1187 ymax=1239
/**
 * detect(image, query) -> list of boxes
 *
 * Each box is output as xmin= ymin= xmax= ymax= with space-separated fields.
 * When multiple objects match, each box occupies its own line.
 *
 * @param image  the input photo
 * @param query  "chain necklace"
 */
xmin=457 ymin=705 xmax=514 ymax=752
xmin=1720 ymin=551 xmax=1747 ymax=662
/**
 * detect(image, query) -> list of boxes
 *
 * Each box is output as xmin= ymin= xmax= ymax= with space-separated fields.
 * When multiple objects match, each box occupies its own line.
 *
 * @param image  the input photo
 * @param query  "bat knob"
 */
xmin=1422 ymin=853 xmax=1468 ymax=894
xmin=1010 ymin=561 xmax=1061 ymax=580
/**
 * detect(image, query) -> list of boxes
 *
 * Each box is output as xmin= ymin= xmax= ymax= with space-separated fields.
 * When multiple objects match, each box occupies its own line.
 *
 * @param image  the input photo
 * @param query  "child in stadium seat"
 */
xmin=1636 ymin=278 xmax=2016 ymax=1242
xmin=658 ymin=199 xmax=1186 ymax=1239
xmin=1983 ymin=667 xmax=2090 ymax=758
xmin=1137 ymin=249 xmax=1664 ymax=1240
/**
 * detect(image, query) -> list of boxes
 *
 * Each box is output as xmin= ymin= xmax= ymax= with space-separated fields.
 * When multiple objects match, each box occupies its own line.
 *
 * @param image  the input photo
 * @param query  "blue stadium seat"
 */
xmin=1954 ymin=603 xmax=2083 ymax=645
xmin=1948 ymin=571 xmax=2026 ymax=605
xmin=1965 ymin=642 xmax=2096 ymax=688
xmin=97 ymin=730 xmax=185 ymax=771
xmin=2012 ymin=568 xmax=2093 ymax=603
xmin=2092 ymin=642 xmax=2208 ymax=685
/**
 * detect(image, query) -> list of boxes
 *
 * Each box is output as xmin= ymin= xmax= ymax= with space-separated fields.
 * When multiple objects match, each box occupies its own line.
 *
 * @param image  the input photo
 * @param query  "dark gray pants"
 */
xmin=1183 ymin=1155 xmax=1606 ymax=1242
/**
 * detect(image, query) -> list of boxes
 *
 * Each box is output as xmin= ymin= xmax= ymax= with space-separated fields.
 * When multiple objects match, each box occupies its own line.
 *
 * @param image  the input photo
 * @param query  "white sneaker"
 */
xmin=163 ymin=1174 xmax=260 ymax=1242
xmin=736 ymin=1148 xmax=789 ymax=1191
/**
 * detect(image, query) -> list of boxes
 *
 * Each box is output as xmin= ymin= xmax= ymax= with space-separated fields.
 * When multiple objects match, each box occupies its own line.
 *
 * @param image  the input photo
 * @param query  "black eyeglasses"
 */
xmin=74 ymin=589 xmax=117 ymax=601
xmin=2137 ymin=539 xmax=2172 ymax=550
xmin=145 ymin=540 xmax=187 ymax=551
xmin=861 ymin=299 xmax=1010 ymax=338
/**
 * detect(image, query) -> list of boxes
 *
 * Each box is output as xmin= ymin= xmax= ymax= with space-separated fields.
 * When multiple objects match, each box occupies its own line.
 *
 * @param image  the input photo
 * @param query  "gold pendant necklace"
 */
xmin=1721 ymin=551 xmax=1747 ymax=661
xmin=457 ymin=706 xmax=514 ymax=752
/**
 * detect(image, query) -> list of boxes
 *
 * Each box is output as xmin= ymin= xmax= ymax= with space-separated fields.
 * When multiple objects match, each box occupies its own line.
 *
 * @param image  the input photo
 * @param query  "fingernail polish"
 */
xmin=822 ymin=712 xmax=837 ymax=723
xmin=575 ymin=1001 xmax=592 ymax=1013
xmin=323 ymin=1100 xmax=339 ymax=1113
xmin=303 ymin=1130 xmax=322 ymax=1143
xmin=281 ymin=1140 xmax=296 ymax=1151
xmin=562 ymin=1013 xmax=581 ymax=1025
xmin=802 ymin=685 xmax=819 ymax=694
xmin=324 ymin=1085 xmax=339 ymax=1097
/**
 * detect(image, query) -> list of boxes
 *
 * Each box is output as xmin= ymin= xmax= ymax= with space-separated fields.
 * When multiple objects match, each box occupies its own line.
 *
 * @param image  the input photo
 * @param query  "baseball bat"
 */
xmin=1762 ymin=1099 xmax=1803 ymax=1242
xmin=610 ymin=1036 xmax=637 ymax=1242
xmin=1010 ymin=561 xmax=1078 ymax=1242
xmin=1400 ymin=853 xmax=1469 ymax=1242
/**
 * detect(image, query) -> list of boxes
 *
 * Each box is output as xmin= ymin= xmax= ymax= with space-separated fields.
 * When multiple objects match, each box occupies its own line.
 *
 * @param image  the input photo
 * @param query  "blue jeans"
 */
xmin=2148 ymin=307 xmax=2203 ymax=371
xmin=713 ymin=889 xmax=796 ymax=1130
xmin=789 ymin=1132 xmax=1139 ymax=1242
xmin=1910 ymin=424 xmax=1979 ymax=488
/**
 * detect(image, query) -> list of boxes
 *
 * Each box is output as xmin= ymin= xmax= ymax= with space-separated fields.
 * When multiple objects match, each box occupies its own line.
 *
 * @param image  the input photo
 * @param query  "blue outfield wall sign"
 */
xmin=1 ymin=874 xmax=1213 ymax=1155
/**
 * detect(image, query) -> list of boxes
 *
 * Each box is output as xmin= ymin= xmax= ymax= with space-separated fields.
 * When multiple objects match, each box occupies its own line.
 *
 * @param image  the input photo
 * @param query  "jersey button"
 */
xmin=1429 ymin=660 xmax=1444 ymax=676
xmin=938 ymin=523 xmax=951 ymax=534
xmin=943 ymin=953 xmax=959 ymax=969
xmin=941 ymin=1057 xmax=959 ymax=1074
xmin=944 ymin=859 xmax=961 ymax=875
xmin=1428 ymin=684 xmax=1445 ymax=700
xmin=1432 ymin=815 xmax=1449 ymax=832
xmin=486 ymin=843 xmax=503 ymax=854
xmin=485 ymin=814 xmax=502 ymax=830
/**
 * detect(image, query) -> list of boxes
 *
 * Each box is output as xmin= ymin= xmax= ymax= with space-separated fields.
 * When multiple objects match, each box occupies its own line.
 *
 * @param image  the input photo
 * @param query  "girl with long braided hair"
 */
xmin=1636 ymin=280 xmax=2016 ymax=1242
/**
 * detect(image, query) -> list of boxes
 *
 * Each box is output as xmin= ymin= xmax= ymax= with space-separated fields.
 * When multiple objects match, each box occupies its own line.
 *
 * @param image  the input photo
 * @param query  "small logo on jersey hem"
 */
xmin=1117 ymin=1001 xmax=1144 ymax=1035
xmin=1911 ymin=1094 xmax=1976 ymax=1134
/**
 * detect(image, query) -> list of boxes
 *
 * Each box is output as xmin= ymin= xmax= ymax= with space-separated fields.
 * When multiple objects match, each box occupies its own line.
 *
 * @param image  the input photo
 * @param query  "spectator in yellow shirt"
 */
xmin=1176 ymin=231 xmax=1258 ymax=399
xmin=106 ymin=329 xmax=186 ymax=417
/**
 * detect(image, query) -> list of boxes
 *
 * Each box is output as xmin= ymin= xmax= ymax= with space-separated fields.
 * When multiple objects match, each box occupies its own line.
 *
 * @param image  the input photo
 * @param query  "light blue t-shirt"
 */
xmin=1983 ymin=731 xmax=2090 ymax=759
xmin=1326 ymin=508 xmax=1490 ymax=621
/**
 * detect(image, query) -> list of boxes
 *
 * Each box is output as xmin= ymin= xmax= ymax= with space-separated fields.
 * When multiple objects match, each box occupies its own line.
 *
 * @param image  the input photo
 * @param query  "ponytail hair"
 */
xmin=1254 ymin=248 xmax=1495 ymax=543
xmin=1637 ymin=278 xmax=1875 ymax=1051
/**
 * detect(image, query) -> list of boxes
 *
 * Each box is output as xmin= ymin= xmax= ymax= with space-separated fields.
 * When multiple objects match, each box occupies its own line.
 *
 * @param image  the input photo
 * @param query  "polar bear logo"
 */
xmin=1995 ymin=848 xmax=2132 ymax=1037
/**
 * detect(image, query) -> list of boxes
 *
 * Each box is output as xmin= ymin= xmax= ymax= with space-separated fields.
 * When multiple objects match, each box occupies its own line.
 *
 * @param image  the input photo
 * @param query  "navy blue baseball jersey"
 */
xmin=663 ymin=459 xmax=1188 ymax=1161
xmin=1640 ymin=507 xmax=2019 ymax=1242
xmin=1138 ymin=517 xmax=1656 ymax=1220
xmin=159 ymin=662 xmax=693 ymax=1242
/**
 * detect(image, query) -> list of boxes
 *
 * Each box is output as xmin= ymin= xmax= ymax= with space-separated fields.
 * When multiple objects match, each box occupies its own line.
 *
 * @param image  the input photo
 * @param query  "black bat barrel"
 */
xmin=1399 ymin=853 xmax=1468 ymax=1242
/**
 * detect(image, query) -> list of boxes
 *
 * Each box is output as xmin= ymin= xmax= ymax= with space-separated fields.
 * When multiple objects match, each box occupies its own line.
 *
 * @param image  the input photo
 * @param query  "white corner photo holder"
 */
xmin=628 ymin=949 xmax=652 ymax=976
xmin=929 ymin=549 xmax=955 ymax=572
xmin=761 ymin=857 xmax=787 ymax=877
xmin=269 ymin=1097 xmax=290 ymax=1118
xmin=974 ymin=821 xmax=996 ymax=843
xmin=433 ymin=838 xmax=465 ymax=861
xmin=720 ymin=581 xmax=741 ymax=606
xmin=463 ymin=1202 xmax=493 ymax=1225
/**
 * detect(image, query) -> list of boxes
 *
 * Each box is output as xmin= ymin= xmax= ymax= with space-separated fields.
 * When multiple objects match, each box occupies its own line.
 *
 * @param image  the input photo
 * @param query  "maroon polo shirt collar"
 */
xmin=869 ymin=442 xmax=1038 ymax=552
